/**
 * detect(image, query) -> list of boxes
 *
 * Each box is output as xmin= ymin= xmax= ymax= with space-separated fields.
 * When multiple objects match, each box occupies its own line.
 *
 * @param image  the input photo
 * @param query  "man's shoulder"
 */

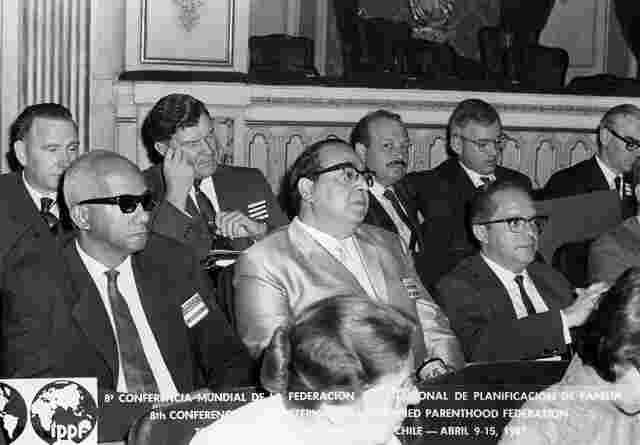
xmin=358 ymin=223 xmax=403 ymax=246
xmin=440 ymin=254 xmax=483 ymax=281
xmin=495 ymin=165 xmax=532 ymax=186
xmin=0 ymin=172 xmax=24 ymax=200
xmin=215 ymin=164 xmax=267 ymax=181
xmin=548 ymin=157 xmax=595 ymax=180
xmin=137 ymin=233 xmax=199 ymax=270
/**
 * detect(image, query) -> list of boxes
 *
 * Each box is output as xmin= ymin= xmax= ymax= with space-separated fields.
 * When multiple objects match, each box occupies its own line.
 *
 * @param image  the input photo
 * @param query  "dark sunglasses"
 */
xmin=78 ymin=192 xmax=155 ymax=214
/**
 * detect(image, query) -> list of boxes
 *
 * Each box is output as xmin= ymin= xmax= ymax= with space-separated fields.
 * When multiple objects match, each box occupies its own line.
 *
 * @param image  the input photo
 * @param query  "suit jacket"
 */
xmin=542 ymin=156 xmax=636 ymax=219
xmin=233 ymin=220 xmax=465 ymax=370
xmin=0 ymin=234 xmax=255 ymax=392
xmin=144 ymin=164 xmax=289 ymax=259
xmin=0 ymin=172 xmax=71 ymax=285
xmin=406 ymin=158 xmax=533 ymax=286
xmin=435 ymin=254 xmax=574 ymax=362
xmin=589 ymin=217 xmax=640 ymax=285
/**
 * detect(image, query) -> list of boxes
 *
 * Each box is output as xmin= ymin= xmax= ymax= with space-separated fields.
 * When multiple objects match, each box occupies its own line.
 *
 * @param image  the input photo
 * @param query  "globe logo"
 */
xmin=30 ymin=380 xmax=97 ymax=444
xmin=0 ymin=382 xmax=27 ymax=443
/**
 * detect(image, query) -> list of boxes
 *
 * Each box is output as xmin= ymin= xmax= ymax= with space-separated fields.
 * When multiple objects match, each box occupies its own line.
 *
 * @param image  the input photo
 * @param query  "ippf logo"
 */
xmin=30 ymin=380 xmax=97 ymax=444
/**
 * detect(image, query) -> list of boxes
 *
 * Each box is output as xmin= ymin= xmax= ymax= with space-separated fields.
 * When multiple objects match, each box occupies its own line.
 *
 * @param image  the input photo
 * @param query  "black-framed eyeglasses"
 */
xmin=476 ymin=215 xmax=549 ymax=234
xmin=78 ymin=192 xmax=155 ymax=214
xmin=455 ymin=133 xmax=509 ymax=153
xmin=310 ymin=162 xmax=375 ymax=187
xmin=605 ymin=127 xmax=640 ymax=152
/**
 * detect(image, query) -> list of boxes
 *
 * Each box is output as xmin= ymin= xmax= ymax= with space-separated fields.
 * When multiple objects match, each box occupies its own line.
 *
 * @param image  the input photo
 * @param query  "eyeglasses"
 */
xmin=606 ymin=127 xmax=640 ymax=152
xmin=310 ymin=162 xmax=375 ymax=187
xmin=78 ymin=192 xmax=155 ymax=214
xmin=476 ymin=215 xmax=549 ymax=234
xmin=455 ymin=133 xmax=509 ymax=153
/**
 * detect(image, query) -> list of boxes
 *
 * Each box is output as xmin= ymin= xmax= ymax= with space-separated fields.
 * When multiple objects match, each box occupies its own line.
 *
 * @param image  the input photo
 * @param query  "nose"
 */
xmin=58 ymin=148 xmax=76 ymax=168
xmin=133 ymin=204 xmax=151 ymax=224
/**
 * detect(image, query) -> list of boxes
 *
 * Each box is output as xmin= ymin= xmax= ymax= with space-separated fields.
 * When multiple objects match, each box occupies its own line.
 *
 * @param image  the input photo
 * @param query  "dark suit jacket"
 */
xmin=0 ymin=172 xmax=70 ymax=285
xmin=407 ymin=158 xmax=533 ymax=286
xmin=0 ymin=234 xmax=255 ymax=391
xmin=542 ymin=156 xmax=636 ymax=219
xmin=435 ymin=254 xmax=574 ymax=362
xmin=144 ymin=164 xmax=289 ymax=259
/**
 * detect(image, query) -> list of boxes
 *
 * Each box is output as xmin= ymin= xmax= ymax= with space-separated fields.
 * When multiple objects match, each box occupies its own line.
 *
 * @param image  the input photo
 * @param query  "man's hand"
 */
xmin=562 ymin=281 xmax=609 ymax=328
xmin=215 ymin=211 xmax=267 ymax=240
xmin=163 ymin=146 xmax=195 ymax=212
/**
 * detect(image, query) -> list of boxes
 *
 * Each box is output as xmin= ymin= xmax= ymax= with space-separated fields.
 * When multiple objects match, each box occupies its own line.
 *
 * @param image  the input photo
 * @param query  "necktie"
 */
xmin=40 ymin=197 xmax=59 ymax=233
xmin=105 ymin=269 xmax=159 ymax=393
xmin=614 ymin=176 xmax=624 ymax=199
xmin=190 ymin=179 xmax=217 ymax=233
xmin=514 ymin=274 xmax=537 ymax=316
xmin=382 ymin=188 xmax=422 ymax=253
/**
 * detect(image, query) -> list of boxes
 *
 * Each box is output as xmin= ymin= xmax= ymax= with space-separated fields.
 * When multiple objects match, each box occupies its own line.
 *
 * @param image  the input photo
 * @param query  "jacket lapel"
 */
xmin=354 ymin=227 xmax=389 ymax=303
xmin=64 ymin=244 xmax=119 ymax=381
xmin=469 ymin=255 xmax=519 ymax=320
xmin=364 ymin=192 xmax=397 ymax=233
xmin=288 ymin=221 xmax=367 ymax=296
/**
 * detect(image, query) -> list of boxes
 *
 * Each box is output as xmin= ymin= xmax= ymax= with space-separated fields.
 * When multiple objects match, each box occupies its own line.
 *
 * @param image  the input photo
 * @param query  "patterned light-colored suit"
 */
xmin=589 ymin=217 xmax=640 ymax=285
xmin=233 ymin=219 xmax=465 ymax=370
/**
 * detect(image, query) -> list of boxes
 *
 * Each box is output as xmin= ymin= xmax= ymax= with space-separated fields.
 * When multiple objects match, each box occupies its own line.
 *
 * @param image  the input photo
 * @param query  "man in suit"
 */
xmin=435 ymin=181 xmax=607 ymax=362
xmin=407 ymin=98 xmax=532 ymax=286
xmin=351 ymin=109 xmax=435 ymax=287
xmin=1 ymin=150 xmax=255 ymax=394
xmin=543 ymin=104 xmax=640 ymax=219
xmin=0 ymin=103 xmax=79 ymax=274
xmin=589 ymin=162 xmax=640 ymax=284
xmin=234 ymin=138 xmax=465 ymax=380
xmin=142 ymin=94 xmax=288 ymax=260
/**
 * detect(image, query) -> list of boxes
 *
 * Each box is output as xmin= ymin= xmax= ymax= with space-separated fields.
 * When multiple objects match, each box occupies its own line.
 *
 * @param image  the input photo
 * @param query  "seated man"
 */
xmin=543 ymin=104 xmax=640 ymax=219
xmin=435 ymin=181 xmax=607 ymax=362
xmin=142 ymin=93 xmax=288 ymax=259
xmin=234 ymin=137 xmax=464 ymax=378
xmin=1 ymin=150 xmax=255 ymax=394
xmin=407 ymin=99 xmax=532 ymax=285
xmin=589 ymin=162 xmax=640 ymax=285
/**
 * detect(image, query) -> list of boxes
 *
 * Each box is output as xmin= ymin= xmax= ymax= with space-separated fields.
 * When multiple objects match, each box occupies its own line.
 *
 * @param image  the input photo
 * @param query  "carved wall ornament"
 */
xmin=173 ymin=0 xmax=206 ymax=32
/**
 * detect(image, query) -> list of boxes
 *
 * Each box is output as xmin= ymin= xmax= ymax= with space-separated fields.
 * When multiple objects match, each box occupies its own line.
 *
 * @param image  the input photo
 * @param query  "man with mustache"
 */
xmin=142 ymin=94 xmax=288 ymax=259
xmin=435 ymin=181 xmax=606 ymax=362
xmin=1 ymin=151 xmax=255 ymax=438
xmin=351 ymin=110 xmax=432 ymax=287
xmin=234 ymin=137 xmax=464 ymax=379
xmin=408 ymin=99 xmax=532 ymax=287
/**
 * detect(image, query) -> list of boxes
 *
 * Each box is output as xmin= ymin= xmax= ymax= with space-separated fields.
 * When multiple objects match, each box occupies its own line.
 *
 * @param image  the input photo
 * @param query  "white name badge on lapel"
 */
xmin=401 ymin=277 xmax=421 ymax=299
xmin=182 ymin=293 xmax=209 ymax=328
xmin=247 ymin=200 xmax=268 ymax=220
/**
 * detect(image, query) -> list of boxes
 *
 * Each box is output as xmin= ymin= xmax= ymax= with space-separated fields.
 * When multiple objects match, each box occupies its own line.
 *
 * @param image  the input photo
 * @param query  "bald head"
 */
xmin=64 ymin=150 xmax=141 ymax=208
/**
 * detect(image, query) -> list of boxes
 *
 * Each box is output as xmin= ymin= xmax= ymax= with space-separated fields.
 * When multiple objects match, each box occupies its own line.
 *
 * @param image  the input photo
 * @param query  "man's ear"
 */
xmin=13 ymin=140 xmax=27 ymax=168
xmin=355 ymin=142 xmax=367 ymax=162
xmin=635 ymin=184 xmax=640 ymax=203
xmin=472 ymin=224 xmax=488 ymax=245
xmin=70 ymin=205 xmax=90 ymax=231
xmin=450 ymin=134 xmax=463 ymax=155
xmin=154 ymin=141 xmax=169 ymax=157
xmin=598 ymin=126 xmax=611 ymax=148
xmin=298 ymin=177 xmax=314 ymax=203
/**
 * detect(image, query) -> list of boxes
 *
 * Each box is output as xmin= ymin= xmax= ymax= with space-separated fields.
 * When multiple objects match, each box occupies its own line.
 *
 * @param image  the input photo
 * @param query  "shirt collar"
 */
xmin=595 ymin=155 xmax=621 ymax=187
xmin=481 ymin=253 xmax=529 ymax=282
xmin=369 ymin=179 xmax=388 ymax=198
xmin=75 ymin=239 xmax=132 ymax=275
xmin=22 ymin=171 xmax=57 ymax=209
xmin=459 ymin=161 xmax=496 ymax=187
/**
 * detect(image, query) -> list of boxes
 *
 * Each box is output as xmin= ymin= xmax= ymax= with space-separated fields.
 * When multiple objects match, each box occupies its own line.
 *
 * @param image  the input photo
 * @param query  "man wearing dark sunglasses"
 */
xmin=435 ymin=181 xmax=608 ymax=362
xmin=141 ymin=94 xmax=288 ymax=260
xmin=1 ymin=150 xmax=255 ymax=439
xmin=406 ymin=99 xmax=532 ymax=289
xmin=543 ymin=104 xmax=640 ymax=220
xmin=234 ymin=138 xmax=465 ymax=379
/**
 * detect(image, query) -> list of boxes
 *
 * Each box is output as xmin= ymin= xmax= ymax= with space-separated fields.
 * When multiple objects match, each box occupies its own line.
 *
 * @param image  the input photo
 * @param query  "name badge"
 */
xmin=181 ymin=293 xmax=209 ymax=328
xmin=247 ymin=200 xmax=269 ymax=220
xmin=401 ymin=277 xmax=421 ymax=299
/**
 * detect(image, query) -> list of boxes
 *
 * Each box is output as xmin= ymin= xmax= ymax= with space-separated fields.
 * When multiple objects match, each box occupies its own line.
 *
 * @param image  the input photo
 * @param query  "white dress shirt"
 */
xmin=22 ymin=172 xmax=59 ymax=218
xmin=294 ymin=218 xmax=379 ymax=301
xmin=481 ymin=254 xmax=571 ymax=344
xmin=369 ymin=180 xmax=412 ymax=248
xmin=75 ymin=241 xmax=179 ymax=398
xmin=459 ymin=161 xmax=496 ymax=188
xmin=188 ymin=175 xmax=221 ymax=213
xmin=595 ymin=155 xmax=623 ymax=198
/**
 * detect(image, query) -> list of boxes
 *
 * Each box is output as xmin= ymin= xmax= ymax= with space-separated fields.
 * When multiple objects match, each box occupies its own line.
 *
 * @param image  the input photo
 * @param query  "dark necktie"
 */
xmin=40 ymin=197 xmax=59 ymax=233
xmin=105 ymin=269 xmax=159 ymax=393
xmin=614 ymin=176 xmax=624 ymax=199
xmin=190 ymin=179 xmax=217 ymax=234
xmin=382 ymin=188 xmax=422 ymax=253
xmin=514 ymin=274 xmax=537 ymax=316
